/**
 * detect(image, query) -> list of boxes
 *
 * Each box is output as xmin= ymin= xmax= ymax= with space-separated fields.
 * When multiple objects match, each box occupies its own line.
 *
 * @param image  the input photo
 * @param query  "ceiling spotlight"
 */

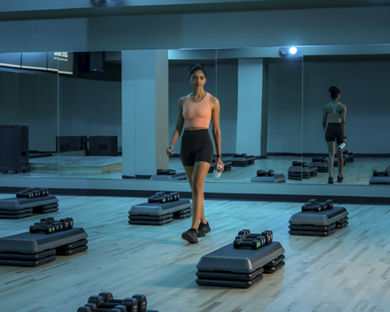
xmin=289 ymin=46 xmax=298 ymax=55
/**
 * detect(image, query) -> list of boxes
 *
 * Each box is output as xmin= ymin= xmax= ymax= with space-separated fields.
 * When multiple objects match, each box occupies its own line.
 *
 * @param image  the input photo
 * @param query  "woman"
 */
xmin=322 ymin=86 xmax=347 ymax=184
xmin=167 ymin=64 xmax=224 ymax=244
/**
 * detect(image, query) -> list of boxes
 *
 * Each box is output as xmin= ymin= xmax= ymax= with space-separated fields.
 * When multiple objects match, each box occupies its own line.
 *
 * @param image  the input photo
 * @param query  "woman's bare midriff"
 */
xmin=185 ymin=127 xmax=209 ymax=131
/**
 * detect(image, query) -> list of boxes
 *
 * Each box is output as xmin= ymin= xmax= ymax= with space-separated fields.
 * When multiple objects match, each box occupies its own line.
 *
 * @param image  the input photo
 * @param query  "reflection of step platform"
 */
xmin=369 ymin=166 xmax=390 ymax=184
xmin=196 ymin=242 xmax=285 ymax=288
xmin=0 ymin=228 xmax=88 ymax=267
xmin=288 ymin=165 xmax=318 ymax=180
xmin=311 ymin=157 xmax=328 ymax=173
xmin=289 ymin=207 xmax=348 ymax=236
xmin=129 ymin=199 xmax=192 ymax=225
xmin=231 ymin=154 xmax=255 ymax=167
xmin=370 ymin=176 xmax=390 ymax=184
xmin=251 ymin=174 xmax=285 ymax=183
xmin=0 ymin=195 xmax=59 ymax=219
xmin=150 ymin=172 xmax=187 ymax=181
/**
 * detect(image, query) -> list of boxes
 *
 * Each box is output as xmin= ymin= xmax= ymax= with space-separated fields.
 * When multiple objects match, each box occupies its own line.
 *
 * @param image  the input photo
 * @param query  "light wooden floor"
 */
xmin=1 ymin=194 xmax=390 ymax=312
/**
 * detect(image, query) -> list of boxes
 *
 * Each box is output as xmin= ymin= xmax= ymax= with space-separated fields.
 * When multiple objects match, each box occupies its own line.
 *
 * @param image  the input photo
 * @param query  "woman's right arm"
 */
xmin=167 ymin=97 xmax=185 ymax=155
xmin=341 ymin=104 xmax=347 ymax=139
xmin=322 ymin=106 xmax=328 ymax=132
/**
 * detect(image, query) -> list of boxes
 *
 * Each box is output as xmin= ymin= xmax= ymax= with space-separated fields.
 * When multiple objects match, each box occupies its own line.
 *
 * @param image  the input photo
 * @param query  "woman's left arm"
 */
xmin=211 ymin=96 xmax=224 ymax=170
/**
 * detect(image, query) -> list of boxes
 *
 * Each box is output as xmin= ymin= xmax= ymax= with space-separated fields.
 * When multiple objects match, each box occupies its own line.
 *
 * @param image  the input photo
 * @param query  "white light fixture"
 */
xmin=279 ymin=46 xmax=300 ymax=58
xmin=289 ymin=46 xmax=298 ymax=55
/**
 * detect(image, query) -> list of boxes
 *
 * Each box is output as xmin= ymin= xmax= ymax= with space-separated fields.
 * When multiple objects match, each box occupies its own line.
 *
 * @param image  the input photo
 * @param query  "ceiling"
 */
xmin=1 ymin=0 xmax=390 ymax=21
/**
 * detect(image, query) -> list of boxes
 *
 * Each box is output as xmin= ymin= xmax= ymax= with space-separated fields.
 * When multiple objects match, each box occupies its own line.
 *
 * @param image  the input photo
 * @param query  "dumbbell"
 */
xmin=261 ymin=230 xmax=273 ymax=244
xmin=324 ymin=199 xmax=334 ymax=210
xmin=61 ymin=217 xmax=74 ymax=229
xmin=37 ymin=188 xmax=49 ymax=196
xmin=256 ymin=169 xmax=266 ymax=176
xmin=30 ymin=222 xmax=56 ymax=234
xmin=40 ymin=217 xmax=62 ymax=231
xmin=98 ymin=292 xmax=145 ymax=312
xmin=373 ymin=170 xmax=389 ymax=177
xmin=16 ymin=189 xmax=33 ymax=198
xmin=292 ymin=160 xmax=308 ymax=167
xmin=87 ymin=297 xmax=127 ymax=312
xmin=148 ymin=192 xmax=169 ymax=203
xmin=169 ymin=192 xmax=180 ymax=201
xmin=156 ymin=169 xmax=176 ymax=175
xmin=302 ymin=202 xmax=322 ymax=212
xmin=238 ymin=229 xmax=251 ymax=237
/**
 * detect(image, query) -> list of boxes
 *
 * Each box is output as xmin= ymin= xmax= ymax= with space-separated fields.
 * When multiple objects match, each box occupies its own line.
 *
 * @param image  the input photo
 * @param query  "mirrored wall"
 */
xmin=1 ymin=46 xmax=389 ymax=187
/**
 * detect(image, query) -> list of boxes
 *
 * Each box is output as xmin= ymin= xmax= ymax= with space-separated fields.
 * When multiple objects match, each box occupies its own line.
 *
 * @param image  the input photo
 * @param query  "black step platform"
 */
xmin=129 ymin=199 xmax=192 ymax=225
xmin=196 ymin=241 xmax=285 ymax=288
xmin=150 ymin=171 xmax=187 ymax=180
xmin=0 ymin=227 xmax=88 ymax=267
xmin=231 ymin=154 xmax=255 ymax=167
xmin=288 ymin=163 xmax=318 ymax=180
xmin=0 ymin=195 xmax=59 ymax=219
xmin=251 ymin=174 xmax=286 ymax=183
xmin=369 ymin=166 xmax=390 ymax=184
xmin=289 ymin=206 xmax=348 ymax=236
xmin=311 ymin=157 xmax=328 ymax=173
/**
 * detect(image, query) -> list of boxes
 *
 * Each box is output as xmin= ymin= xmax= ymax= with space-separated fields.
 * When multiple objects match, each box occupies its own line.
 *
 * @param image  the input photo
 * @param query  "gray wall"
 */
xmin=302 ymin=57 xmax=390 ymax=154
xmin=266 ymin=59 xmax=303 ymax=154
xmin=0 ymin=70 xmax=57 ymax=151
xmin=168 ymin=60 xmax=238 ymax=154
xmin=0 ymin=69 xmax=121 ymax=151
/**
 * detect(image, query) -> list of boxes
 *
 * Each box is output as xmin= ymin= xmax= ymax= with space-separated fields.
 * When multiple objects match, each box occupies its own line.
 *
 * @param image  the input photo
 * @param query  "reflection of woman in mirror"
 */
xmin=167 ymin=64 xmax=224 ymax=244
xmin=322 ymin=86 xmax=347 ymax=184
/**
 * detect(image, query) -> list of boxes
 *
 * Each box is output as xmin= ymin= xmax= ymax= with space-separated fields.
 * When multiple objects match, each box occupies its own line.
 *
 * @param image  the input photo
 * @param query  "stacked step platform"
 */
xmin=289 ymin=199 xmax=348 ymax=236
xmin=196 ymin=229 xmax=285 ymax=288
xmin=231 ymin=153 xmax=255 ymax=167
xmin=0 ymin=188 xmax=58 ymax=219
xmin=208 ymin=157 xmax=232 ymax=173
xmin=78 ymin=292 xmax=158 ymax=312
xmin=251 ymin=169 xmax=286 ymax=183
xmin=369 ymin=166 xmax=390 ymax=185
xmin=150 ymin=169 xmax=187 ymax=181
xmin=288 ymin=160 xmax=318 ymax=180
xmin=311 ymin=157 xmax=328 ymax=173
xmin=129 ymin=192 xmax=192 ymax=225
xmin=0 ymin=217 xmax=88 ymax=267
xmin=333 ymin=150 xmax=354 ymax=166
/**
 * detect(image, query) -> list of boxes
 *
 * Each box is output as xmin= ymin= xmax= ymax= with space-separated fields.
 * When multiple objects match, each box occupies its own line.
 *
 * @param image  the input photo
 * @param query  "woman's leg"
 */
xmin=189 ymin=161 xmax=210 ymax=229
xmin=336 ymin=149 xmax=344 ymax=178
xmin=327 ymin=141 xmax=335 ymax=178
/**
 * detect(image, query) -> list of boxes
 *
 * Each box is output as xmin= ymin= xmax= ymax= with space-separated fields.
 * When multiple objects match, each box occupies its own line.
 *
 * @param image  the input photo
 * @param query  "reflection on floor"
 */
xmin=0 ymin=155 xmax=389 ymax=185
xmin=1 ymin=194 xmax=389 ymax=312
xmin=14 ymin=156 xmax=122 ymax=176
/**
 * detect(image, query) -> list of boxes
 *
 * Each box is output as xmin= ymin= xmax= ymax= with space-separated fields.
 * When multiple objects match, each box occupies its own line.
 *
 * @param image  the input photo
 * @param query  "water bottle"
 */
xmin=214 ymin=164 xmax=223 ymax=178
xmin=337 ymin=142 xmax=346 ymax=151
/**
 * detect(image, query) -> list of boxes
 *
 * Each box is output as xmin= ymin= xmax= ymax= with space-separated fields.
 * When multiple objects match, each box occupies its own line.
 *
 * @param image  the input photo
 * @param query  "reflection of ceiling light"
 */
xmin=279 ymin=46 xmax=299 ymax=58
xmin=289 ymin=46 xmax=298 ymax=55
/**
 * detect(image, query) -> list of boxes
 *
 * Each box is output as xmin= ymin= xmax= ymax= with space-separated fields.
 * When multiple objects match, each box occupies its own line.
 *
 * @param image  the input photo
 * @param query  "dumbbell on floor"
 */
xmin=98 ymin=292 xmax=147 ymax=312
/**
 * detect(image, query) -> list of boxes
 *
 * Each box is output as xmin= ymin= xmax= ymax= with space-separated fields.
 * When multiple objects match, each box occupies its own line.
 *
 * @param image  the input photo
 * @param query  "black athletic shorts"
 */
xmin=325 ymin=123 xmax=343 ymax=144
xmin=180 ymin=129 xmax=214 ymax=166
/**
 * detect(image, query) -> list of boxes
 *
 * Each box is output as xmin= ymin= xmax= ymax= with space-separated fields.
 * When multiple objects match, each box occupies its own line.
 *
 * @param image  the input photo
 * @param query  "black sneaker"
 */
xmin=337 ymin=175 xmax=343 ymax=183
xmin=198 ymin=222 xmax=211 ymax=237
xmin=328 ymin=177 xmax=334 ymax=184
xmin=182 ymin=228 xmax=198 ymax=244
